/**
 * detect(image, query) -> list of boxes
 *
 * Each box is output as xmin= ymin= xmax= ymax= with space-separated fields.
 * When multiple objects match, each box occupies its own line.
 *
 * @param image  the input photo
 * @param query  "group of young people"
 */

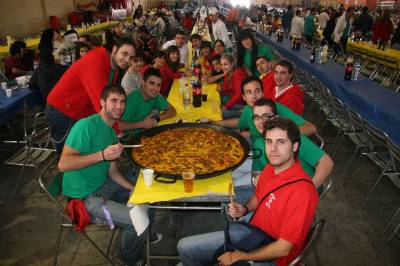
xmin=7 ymin=5 xmax=335 ymax=266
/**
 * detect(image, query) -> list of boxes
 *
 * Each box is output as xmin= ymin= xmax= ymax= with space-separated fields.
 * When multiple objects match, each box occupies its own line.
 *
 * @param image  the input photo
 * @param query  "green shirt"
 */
xmin=121 ymin=89 xmax=169 ymax=136
xmin=237 ymin=103 xmax=306 ymax=142
xmin=252 ymin=135 xmax=325 ymax=176
xmin=62 ymin=114 xmax=117 ymax=199
xmin=243 ymin=43 xmax=274 ymax=77
xmin=304 ymin=15 xmax=315 ymax=37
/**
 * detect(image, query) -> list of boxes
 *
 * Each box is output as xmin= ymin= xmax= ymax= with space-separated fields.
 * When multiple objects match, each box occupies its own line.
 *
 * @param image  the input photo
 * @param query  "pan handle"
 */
xmin=248 ymin=148 xmax=262 ymax=159
xmin=154 ymin=175 xmax=177 ymax=183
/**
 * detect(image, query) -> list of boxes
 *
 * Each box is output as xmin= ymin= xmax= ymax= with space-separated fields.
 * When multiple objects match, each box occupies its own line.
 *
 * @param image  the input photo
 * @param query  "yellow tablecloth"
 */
xmin=0 ymin=21 xmax=119 ymax=56
xmin=347 ymin=40 xmax=400 ymax=67
xmin=128 ymin=78 xmax=233 ymax=204
xmin=160 ymin=78 xmax=222 ymax=124
xmin=129 ymin=170 xmax=231 ymax=204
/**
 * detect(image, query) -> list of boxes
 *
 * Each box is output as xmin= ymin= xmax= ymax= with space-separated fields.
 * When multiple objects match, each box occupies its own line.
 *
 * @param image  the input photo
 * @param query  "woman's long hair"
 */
xmin=165 ymin=45 xmax=182 ymax=72
xmin=38 ymin=28 xmax=54 ymax=52
xmin=237 ymin=29 xmax=258 ymax=73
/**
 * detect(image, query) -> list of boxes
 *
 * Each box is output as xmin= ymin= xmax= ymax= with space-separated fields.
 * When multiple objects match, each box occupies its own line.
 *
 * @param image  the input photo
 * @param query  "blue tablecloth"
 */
xmin=257 ymin=31 xmax=400 ymax=146
xmin=0 ymin=88 xmax=43 ymax=125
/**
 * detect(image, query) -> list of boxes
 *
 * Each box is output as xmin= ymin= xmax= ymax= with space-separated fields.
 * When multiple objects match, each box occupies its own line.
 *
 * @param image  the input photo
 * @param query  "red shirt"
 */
xmin=47 ymin=47 xmax=119 ymax=120
xmin=261 ymin=71 xmax=276 ymax=99
xmin=222 ymin=67 xmax=247 ymax=109
xmin=4 ymin=56 xmax=25 ymax=80
xmin=159 ymin=63 xmax=182 ymax=97
xmin=267 ymin=83 xmax=304 ymax=115
xmin=251 ymin=161 xmax=318 ymax=266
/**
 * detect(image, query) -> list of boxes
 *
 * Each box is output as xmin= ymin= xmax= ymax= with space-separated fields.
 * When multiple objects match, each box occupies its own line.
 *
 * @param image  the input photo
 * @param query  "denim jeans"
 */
xmin=84 ymin=170 xmax=147 ymax=266
xmin=223 ymin=104 xmax=243 ymax=119
xmin=177 ymin=231 xmax=276 ymax=266
xmin=44 ymin=104 xmax=76 ymax=154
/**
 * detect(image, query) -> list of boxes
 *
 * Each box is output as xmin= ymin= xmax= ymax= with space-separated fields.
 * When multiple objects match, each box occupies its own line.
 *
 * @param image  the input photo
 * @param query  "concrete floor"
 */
xmin=0 ymin=97 xmax=400 ymax=266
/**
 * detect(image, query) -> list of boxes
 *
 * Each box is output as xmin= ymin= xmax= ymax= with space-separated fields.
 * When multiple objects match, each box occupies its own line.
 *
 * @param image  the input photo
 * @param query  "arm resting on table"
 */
xmin=159 ymin=103 xmax=177 ymax=121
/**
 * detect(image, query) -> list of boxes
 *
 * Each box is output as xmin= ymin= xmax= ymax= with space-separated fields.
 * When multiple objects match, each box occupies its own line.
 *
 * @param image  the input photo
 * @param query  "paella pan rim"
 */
xmin=130 ymin=123 xmax=250 ymax=180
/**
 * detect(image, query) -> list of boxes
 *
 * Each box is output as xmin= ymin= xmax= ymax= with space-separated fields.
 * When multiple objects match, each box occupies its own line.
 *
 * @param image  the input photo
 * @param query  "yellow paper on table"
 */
xmin=161 ymin=79 xmax=222 ymax=125
xmin=347 ymin=40 xmax=400 ymax=67
xmin=129 ymin=170 xmax=232 ymax=204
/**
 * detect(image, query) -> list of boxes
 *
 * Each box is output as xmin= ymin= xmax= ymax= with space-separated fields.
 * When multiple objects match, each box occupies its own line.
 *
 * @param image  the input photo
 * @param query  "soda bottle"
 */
xmin=344 ymin=56 xmax=354 ymax=81
xmin=192 ymin=79 xmax=202 ymax=108
xmin=310 ymin=48 xmax=315 ymax=63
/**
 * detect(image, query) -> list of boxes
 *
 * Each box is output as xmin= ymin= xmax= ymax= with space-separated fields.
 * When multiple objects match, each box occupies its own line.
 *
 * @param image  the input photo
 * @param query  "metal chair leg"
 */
xmin=360 ymin=172 xmax=385 ymax=209
xmin=387 ymin=222 xmax=400 ymax=243
xmin=82 ymin=231 xmax=115 ymax=265
xmin=382 ymin=207 xmax=400 ymax=236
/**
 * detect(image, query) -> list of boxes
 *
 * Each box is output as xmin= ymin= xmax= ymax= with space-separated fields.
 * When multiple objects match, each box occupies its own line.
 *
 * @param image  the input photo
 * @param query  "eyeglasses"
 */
xmin=253 ymin=113 xmax=276 ymax=121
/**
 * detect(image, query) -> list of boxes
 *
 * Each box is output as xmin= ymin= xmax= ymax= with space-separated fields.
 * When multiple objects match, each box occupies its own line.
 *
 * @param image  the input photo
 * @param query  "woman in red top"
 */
xmin=159 ymin=46 xmax=184 ymax=97
xmin=220 ymin=54 xmax=248 ymax=119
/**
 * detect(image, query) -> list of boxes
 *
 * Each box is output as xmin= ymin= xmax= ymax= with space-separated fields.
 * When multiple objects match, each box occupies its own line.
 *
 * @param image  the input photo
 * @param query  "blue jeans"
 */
xmin=177 ymin=231 xmax=276 ymax=266
xmin=223 ymin=104 xmax=243 ymax=119
xmin=84 ymin=170 xmax=147 ymax=266
xmin=45 ymin=104 xmax=76 ymax=154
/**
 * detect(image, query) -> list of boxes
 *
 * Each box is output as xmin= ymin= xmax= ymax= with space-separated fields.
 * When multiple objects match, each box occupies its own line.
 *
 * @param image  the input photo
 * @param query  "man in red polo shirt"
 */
xmin=45 ymin=38 xmax=135 ymax=152
xmin=264 ymin=60 xmax=304 ymax=115
xmin=177 ymin=118 xmax=318 ymax=266
xmin=256 ymin=56 xmax=275 ymax=98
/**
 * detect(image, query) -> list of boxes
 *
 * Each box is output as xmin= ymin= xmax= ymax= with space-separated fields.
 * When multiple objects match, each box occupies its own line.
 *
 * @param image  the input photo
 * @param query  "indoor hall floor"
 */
xmin=0 ymin=99 xmax=399 ymax=266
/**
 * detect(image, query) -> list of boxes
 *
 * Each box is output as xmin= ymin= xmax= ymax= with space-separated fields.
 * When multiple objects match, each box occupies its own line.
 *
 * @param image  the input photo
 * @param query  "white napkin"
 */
xmin=129 ymin=205 xmax=149 ymax=236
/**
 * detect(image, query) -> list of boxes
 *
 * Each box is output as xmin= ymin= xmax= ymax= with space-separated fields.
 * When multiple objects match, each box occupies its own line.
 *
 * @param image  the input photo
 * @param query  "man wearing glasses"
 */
xmin=251 ymin=98 xmax=334 ymax=188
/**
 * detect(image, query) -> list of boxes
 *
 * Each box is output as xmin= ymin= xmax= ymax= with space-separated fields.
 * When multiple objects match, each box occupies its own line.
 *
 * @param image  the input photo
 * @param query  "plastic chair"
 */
xmin=38 ymin=159 xmax=116 ymax=266
xmin=288 ymin=219 xmax=326 ymax=266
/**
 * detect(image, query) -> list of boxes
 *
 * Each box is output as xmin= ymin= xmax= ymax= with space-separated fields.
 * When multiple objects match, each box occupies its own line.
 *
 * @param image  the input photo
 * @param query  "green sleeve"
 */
xmin=276 ymin=102 xmax=306 ymax=126
xmin=155 ymin=94 xmax=169 ymax=111
xmin=298 ymin=135 xmax=325 ymax=169
xmin=237 ymin=106 xmax=252 ymax=130
xmin=258 ymin=44 xmax=274 ymax=61
xmin=65 ymin=120 xmax=90 ymax=153
xmin=252 ymin=137 xmax=268 ymax=172
xmin=121 ymin=94 xmax=137 ymax=121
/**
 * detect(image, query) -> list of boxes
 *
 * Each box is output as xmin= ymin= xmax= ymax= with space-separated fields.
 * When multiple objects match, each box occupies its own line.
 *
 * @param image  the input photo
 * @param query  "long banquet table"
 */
xmin=256 ymin=31 xmax=400 ymax=146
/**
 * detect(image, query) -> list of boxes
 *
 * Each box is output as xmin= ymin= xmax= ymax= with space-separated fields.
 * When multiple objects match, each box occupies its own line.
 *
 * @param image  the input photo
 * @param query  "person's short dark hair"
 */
xmin=256 ymin=56 xmax=270 ymax=63
xmin=143 ymin=67 xmax=162 ymax=81
xmin=133 ymin=50 xmax=144 ymax=59
xmin=254 ymin=97 xmax=277 ymax=116
xmin=362 ymin=6 xmax=368 ymax=13
xmin=75 ymin=42 xmax=91 ymax=61
xmin=200 ymin=40 xmax=212 ymax=50
xmin=100 ymin=84 xmax=126 ymax=101
xmin=214 ymin=39 xmax=225 ymax=47
xmin=112 ymin=37 xmax=136 ymax=53
xmin=138 ymin=25 xmax=150 ymax=35
xmin=238 ymin=28 xmax=254 ymax=41
xmin=190 ymin=34 xmax=201 ymax=42
xmin=63 ymin=29 xmax=78 ymax=38
xmin=175 ymin=30 xmax=186 ymax=37
xmin=153 ymin=50 xmax=166 ymax=61
xmin=241 ymin=76 xmax=263 ymax=94
xmin=264 ymin=117 xmax=301 ymax=159
xmin=9 ymin=41 xmax=26 ymax=56
xmin=295 ymin=10 xmax=301 ymax=16
xmin=211 ymin=55 xmax=221 ymax=63
xmin=276 ymin=59 xmax=294 ymax=75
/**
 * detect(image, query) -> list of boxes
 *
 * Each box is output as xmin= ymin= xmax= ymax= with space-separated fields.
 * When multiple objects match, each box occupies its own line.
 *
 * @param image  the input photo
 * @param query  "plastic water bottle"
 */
xmin=317 ymin=47 xmax=323 ymax=64
xmin=352 ymin=60 xmax=361 ymax=81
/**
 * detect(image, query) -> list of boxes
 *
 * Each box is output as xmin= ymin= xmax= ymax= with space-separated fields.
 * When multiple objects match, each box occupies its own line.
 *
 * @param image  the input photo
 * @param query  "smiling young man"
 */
xmin=216 ymin=76 xmax=316 ymax=142
xmin=264 ymin=60 xmax=304 ymax=115
xmin=177 ymin=118 xmax=318 ymax=266
xmin=119 ymin=68 xmax=176 ymax=137
xmin=162 ymin=30 xmax=189 ymax=65
xmin=58 ymin=84 xmax=147 ymax=266
xmin=46 ymin=38 xmax=136 ymax=153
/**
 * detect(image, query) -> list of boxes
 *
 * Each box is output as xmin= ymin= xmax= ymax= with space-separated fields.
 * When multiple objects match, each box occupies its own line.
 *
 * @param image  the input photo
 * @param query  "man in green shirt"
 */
xmin=119 ymin=68 xmax=176 ymax=137
xmin=251 ymin=98 xmax=334 ymax=188
xmin=58 ymin=84 xmax=147 ymax=266
xmin=304 ymin=8 xmax=316 ymax=46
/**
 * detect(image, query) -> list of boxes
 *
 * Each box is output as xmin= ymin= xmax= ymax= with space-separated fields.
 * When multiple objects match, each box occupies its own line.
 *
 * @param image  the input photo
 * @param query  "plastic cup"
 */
xmin=143 ymin=168 xmax=154 ymax=187
xmin=6 ymin=89 xmax=12 ymax=98
xmin=1 ymin=82 xmax=7 ymax=90
xmin=182 ymin=172 xmax=195 ymax=193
